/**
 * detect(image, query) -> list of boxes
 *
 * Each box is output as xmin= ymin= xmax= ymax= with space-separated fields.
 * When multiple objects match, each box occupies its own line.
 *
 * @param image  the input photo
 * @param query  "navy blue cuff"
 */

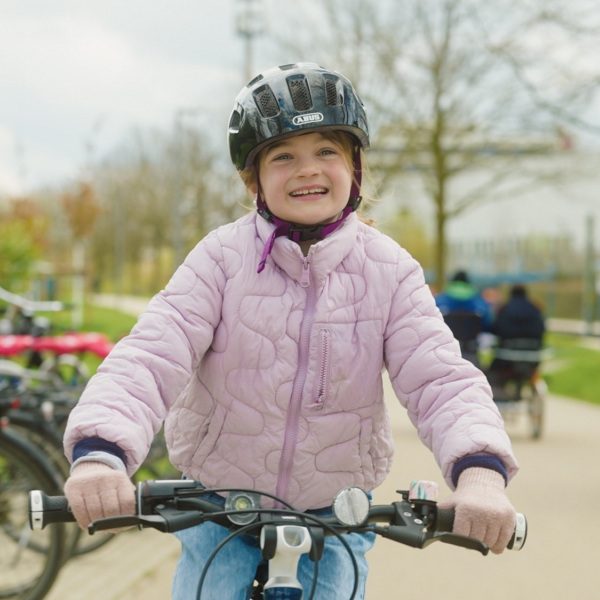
xmin=451 ymin=455 xmax=507 ymax=487
xmin=72 ymin=438 xmax=127 ymax=466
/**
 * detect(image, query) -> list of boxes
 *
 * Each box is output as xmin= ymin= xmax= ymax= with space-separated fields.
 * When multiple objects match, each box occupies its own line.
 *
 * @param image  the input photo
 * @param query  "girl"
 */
xmin=64 ymin=63 xmax=518 ymax=599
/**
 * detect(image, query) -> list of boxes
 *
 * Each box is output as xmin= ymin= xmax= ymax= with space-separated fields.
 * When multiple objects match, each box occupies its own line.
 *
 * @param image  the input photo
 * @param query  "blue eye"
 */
xmin=319 ymin=148 xmax=338 ymax=156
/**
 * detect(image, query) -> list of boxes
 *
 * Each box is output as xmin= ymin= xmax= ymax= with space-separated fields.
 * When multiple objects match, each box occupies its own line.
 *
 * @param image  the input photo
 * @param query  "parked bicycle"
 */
xmin=0 ymin=390 xmax=68 ymax=600
xmin=0 ymin=286 xmax=113 ymax=388
xmin=30 ymin=478 xmax=527 ymax=600
xmin=0 ymin=359 xmax=179 ymax=559
xmin=0 ymin=286 xmax=65 ymax=337
xmin=0 ymin=331 xmax=114 ymax=390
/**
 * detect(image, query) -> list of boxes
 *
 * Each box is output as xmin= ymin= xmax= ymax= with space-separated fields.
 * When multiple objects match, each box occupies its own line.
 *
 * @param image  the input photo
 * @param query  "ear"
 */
xmin=247 ymin=181 xmax=258 ymax=196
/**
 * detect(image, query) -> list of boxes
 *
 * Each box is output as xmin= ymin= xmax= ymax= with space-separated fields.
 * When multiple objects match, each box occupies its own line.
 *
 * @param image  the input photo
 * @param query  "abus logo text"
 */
xmin=293 ymin=113 xmax=324 ymax=125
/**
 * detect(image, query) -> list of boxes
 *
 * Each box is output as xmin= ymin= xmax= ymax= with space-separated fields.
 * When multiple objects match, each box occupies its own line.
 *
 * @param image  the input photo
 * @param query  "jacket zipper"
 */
xmin=315 ymin=328 xmax=330 ymax=406
xmin=275 ymin=255 xmax=315 ymax=505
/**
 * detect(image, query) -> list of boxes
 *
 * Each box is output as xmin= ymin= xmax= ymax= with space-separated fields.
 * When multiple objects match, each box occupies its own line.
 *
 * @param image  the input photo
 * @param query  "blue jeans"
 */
xmin=171 ymin=496 xmax=376 ymax=600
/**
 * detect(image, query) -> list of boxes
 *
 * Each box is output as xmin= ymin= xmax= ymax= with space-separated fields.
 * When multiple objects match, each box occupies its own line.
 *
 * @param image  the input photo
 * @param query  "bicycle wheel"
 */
xmin=528 ymin=375 xmax=546 ymax=440
xmin=0 ymin=427 xmax=67 ymax=600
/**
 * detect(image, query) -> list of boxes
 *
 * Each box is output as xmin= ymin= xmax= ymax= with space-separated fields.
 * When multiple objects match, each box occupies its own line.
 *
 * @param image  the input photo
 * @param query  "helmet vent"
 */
xmin=247 ymin=74 xmax=264 ymax=87
xmin=325 ymin=78 xmax=339 ymax=106
xmin=254 ymin=85 xmax=280 ymax=118
xmin=228 ymin=109 xmax=242 ymax=132
xmin=288 ymin=78 xmax=312 ymax=111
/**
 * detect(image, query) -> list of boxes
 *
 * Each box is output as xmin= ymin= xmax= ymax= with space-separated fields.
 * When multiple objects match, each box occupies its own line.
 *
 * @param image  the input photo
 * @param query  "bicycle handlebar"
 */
xmin=29 ymin=479 xmax=527 ymax=556
xmin=0 ymin=286 xmax=66 ymax=313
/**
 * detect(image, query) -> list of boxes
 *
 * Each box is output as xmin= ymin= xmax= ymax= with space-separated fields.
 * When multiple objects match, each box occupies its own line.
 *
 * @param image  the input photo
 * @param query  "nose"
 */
xmin=295 ymin=154 xmax=320 ymax=177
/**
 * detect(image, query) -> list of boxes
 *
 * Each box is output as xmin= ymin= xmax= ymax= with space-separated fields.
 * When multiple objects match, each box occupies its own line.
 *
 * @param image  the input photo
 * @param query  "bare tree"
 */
xmin=87 ymin=122 xmax=245 ymax=295
xmin=273 ymin=0 xmax=600 ymax=288
xmin=62 ymin=181 xmax=101 ymax=240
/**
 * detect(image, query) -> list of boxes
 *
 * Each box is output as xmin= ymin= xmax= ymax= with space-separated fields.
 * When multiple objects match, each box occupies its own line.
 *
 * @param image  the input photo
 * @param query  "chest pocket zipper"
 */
xmin=314 ymin=328 xmax=331 ymax=407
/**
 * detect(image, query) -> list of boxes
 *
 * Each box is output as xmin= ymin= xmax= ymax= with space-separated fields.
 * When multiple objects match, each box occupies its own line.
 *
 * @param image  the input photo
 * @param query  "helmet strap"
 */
xmin=256 ymin=152 xmax=363 ymax=273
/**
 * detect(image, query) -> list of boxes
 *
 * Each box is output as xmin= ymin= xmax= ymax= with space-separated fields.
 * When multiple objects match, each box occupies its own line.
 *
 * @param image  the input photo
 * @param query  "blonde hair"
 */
xmin=239 ymin=130 xmax=377 ymax=227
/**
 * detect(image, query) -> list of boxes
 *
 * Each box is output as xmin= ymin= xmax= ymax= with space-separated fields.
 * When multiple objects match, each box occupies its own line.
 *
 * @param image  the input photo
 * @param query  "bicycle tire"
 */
xmin=7 ymin=421 xmax=115 ymax=559
xmin=528 ymin=378 xmax=546 ymax=440
xmin=0 ymin=427 xmax=68 ymax=600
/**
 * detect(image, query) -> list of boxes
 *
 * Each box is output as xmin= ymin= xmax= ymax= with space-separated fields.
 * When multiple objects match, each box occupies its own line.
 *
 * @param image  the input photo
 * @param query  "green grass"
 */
xmin=46 ymin=305 xmax=138 ymax=342
xmin=543 ymin=332 xmax=600 ymax=405
xmin=37 ymin=304 xmax=139 ymax=375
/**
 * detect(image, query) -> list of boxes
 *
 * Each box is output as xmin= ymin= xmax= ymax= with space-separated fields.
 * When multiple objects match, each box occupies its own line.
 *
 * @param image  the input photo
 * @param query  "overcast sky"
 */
xmin=2 ymin=1 xmax=599 ymax=249
xmin=0 ymin=1 xmax=286 ymax=195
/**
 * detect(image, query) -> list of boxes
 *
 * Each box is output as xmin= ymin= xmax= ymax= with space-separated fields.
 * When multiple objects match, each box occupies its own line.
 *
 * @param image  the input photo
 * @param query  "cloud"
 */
xmin=0 ymin=125 xmax=22 ymax=195
xmin=0 ymin=3 xmax=245 ymax=193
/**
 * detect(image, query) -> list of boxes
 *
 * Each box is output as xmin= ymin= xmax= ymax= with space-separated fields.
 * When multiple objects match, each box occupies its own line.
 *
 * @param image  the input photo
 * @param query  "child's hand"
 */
xmin=64 ymin=461 xmax=135 ymax=532
xmin=438 ymin=467 xmax=516 ymax=554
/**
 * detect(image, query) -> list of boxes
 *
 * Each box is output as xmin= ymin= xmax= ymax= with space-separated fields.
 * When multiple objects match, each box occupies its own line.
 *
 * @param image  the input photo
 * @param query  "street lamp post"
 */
xmin=235 ymin=0 xmax=265 ymax=82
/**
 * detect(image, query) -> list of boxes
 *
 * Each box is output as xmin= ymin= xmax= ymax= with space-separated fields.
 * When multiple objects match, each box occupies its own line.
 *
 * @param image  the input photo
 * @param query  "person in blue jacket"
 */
xmin=435 ymin=270 xmax=493 ymax=365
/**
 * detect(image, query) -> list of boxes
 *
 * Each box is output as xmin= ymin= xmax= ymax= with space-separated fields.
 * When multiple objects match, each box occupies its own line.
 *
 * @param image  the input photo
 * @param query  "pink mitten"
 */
xmin=64 ymin=462 xmax=135 ymax=531
xmin=438 ymin=467 xmax=516 ymax=554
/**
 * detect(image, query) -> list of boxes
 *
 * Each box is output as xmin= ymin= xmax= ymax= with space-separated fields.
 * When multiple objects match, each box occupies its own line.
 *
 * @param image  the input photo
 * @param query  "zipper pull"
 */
xmin=300 ymin=257 xmax=311 ymax=287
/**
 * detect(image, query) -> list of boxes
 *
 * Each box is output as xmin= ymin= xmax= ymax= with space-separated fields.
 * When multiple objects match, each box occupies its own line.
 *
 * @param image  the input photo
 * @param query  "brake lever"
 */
xmin=88 ymin=515 xmax=149 ymax=534
xmin=373 ymin=524 xmax=488 ymax=555
xmin=423 ymin=531 xmax=489 ymax=555
xmin=88 ymin=504 xmax=207 ymax=535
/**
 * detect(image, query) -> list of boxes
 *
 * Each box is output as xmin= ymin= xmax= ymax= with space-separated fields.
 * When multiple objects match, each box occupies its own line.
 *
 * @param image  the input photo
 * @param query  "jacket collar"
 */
xmin=255 ymin=212 xmax=359 ymax=286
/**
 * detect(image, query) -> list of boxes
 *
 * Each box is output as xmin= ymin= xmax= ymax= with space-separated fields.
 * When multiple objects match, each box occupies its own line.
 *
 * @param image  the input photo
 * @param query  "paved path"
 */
xmin=45 ymin=379 xmax=600 ymax=599
xmin=91 ymin=294 xmax=151 ymax=318
xmin=44 ymin=529 xmax=178 ymax=600
xmin=366 ymin=380 xmax=600 ymax=599
xmin=547 ymin=317 xmax=600 ymax=336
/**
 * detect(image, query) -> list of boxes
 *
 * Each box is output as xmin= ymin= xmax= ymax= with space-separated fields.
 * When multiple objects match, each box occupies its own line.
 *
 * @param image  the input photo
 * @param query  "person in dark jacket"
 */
xmin=488 ymin=284 xmax=546 ymax=389
xmin=493 ymin=284 xmax=545 ymax=343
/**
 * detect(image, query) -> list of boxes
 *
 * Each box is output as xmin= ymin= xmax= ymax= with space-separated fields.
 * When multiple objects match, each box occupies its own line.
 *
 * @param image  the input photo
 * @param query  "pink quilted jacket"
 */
xmin=64 ymin=212 xmax=518 ymax=511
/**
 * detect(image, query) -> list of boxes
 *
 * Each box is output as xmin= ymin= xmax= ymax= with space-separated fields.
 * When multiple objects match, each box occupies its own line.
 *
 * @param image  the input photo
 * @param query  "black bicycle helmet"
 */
xmin=228 ymin=62 xmax=370 ymax=171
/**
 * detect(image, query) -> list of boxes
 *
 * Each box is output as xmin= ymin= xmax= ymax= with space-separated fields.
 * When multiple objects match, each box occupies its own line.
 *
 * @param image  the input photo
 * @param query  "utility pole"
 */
xmin=582 ymin=214 xmax=597 ymax=335
xmin=235 ymin=0 xmax=264 ymax=82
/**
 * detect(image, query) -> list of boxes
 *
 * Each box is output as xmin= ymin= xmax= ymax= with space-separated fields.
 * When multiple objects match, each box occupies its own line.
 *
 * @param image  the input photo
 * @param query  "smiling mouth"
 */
xmin=290 ymin=187 xmax=328 ymax=197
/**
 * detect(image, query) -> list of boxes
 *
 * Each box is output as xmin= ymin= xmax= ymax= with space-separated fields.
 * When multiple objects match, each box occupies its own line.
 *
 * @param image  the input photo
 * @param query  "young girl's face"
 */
xmin=252 ymin=132 xmax=353 ymax=227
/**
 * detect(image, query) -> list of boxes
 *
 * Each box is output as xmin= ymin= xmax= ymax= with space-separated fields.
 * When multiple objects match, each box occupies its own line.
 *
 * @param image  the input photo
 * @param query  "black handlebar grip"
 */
xmin=29 ymin=491 xmax=74 ymax=530
xmin=435 ymin=507 xmax=527 ymax=550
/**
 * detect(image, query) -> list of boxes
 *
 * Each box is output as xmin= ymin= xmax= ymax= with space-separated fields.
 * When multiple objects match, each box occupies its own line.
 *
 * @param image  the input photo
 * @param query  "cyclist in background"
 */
xmin=487 ymin=284 xmax=546 ymax=389
xmin=62 ymin=64 xmax=519 ymax=600
xmin=435 ymin=270 xmax=494 ymax=366
xmin=492 ymin=284 xmax=545 ymax=344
